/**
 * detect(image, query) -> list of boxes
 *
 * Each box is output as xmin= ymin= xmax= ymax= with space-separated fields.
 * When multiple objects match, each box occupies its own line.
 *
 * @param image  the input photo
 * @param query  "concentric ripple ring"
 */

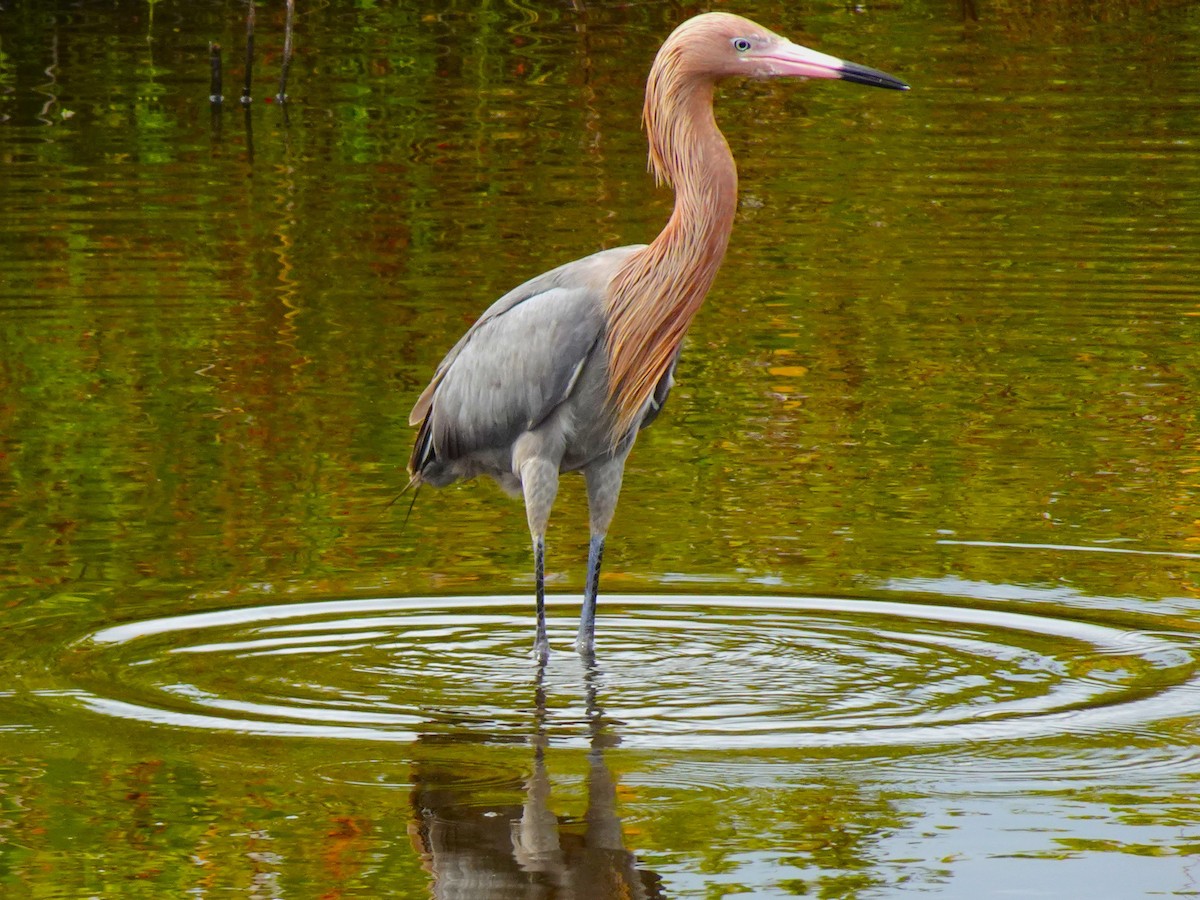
xmin=62 ymin=594 xmax=1200 ymax=750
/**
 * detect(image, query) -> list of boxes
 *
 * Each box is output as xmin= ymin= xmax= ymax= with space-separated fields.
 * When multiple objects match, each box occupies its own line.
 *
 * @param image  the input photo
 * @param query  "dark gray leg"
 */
xmin=577 ymin=534 xmax=605 ymax=655
xmin=579 ymin=453 xmax=628 ymax=655
xmin=521 ymin=456 xmax=558 ymax=664
xmin=533 ymin=535 xmax=548 ymax=664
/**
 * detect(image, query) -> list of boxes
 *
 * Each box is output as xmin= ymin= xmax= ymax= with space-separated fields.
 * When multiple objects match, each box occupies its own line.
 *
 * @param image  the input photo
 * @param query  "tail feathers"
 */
xmin=385 ymin=472 xmax=423 ymax=534
xmin=400 ymin=408 xmax=439 ymax=533
xmin=408 ymin=413 xmax=435 ymax=477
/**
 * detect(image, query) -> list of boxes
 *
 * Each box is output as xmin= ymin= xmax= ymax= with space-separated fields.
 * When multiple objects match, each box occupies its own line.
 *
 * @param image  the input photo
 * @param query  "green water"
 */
xmin=2 ymin=0 xmax=1200 ymax=896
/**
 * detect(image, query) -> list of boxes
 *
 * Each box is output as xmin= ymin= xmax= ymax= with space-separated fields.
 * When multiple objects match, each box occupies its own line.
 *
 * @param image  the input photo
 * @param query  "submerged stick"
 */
xmin=209 ymin=42 xmax=223 ymax=103
xmin=241 ymin=1 xmax=255 ymax=106
xmin=277 ymin=0 xmax=295 ymax=103
xmin=243 ymin=102 xmax=255 ymax=163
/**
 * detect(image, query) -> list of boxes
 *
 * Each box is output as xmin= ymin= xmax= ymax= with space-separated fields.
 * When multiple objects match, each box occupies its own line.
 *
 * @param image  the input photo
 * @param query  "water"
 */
xmin=2 ymin=0 xmax=1200 ymax=896
xmin=66 ymin=595 xmax=1200 ymax=749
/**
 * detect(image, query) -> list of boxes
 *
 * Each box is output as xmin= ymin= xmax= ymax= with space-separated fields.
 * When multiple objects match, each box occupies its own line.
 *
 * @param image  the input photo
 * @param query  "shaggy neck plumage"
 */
xmin=603 ymin=32 xmax=739 ymax=440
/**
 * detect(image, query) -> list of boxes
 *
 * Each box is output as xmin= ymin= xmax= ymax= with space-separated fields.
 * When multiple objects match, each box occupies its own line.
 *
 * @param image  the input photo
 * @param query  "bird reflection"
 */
xmin=408 ymin=662 xmax=661 ymax=899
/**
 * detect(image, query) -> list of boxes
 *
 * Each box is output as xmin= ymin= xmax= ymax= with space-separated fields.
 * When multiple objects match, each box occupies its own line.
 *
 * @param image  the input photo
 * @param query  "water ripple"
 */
xmin=63 ymin=595 xmax=1200 ymax=752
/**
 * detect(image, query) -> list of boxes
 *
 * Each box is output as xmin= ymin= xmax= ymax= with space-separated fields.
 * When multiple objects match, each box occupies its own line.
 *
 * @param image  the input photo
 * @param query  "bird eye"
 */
xmin=732 ymin=38 xmax=752 ymax=53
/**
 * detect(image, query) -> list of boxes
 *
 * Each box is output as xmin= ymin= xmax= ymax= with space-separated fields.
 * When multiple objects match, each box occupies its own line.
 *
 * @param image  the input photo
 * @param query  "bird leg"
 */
xmin=577 ymin=533 xmax=604 ymax=657
xmin=533 ymin=534 xmax=548 ymax=664
xmin=579 ymin=455 xmax=628 ymax=655
xmin=521 ymin=457 xmax=559 ymax=664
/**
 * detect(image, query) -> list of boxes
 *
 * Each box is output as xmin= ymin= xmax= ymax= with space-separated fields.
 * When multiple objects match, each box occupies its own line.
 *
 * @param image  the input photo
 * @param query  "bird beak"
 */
xmin=758 ymin=40 xmax=909 ymax=91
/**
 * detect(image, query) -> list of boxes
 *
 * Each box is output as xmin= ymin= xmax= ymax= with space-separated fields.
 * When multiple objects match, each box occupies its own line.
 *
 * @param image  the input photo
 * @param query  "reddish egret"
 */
xmin=408 ymin=13 xmax=907 ymax=661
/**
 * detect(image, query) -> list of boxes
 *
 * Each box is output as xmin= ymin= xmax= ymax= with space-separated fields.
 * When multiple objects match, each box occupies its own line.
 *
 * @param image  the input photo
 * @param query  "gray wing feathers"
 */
xmin=408 ymin=245 xmax=643 ymax=429
xmin=409 ymin=245 xmax=646 ymax=468
xmin=431 ymin=286 xmax=605 ymax=460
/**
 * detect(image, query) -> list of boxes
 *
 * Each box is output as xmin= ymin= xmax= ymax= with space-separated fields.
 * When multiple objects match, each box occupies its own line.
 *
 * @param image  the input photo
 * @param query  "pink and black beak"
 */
xmin=757 ymin=40 xmax=909 ymax=91
xmin=837 ymin=58 xmax=909 ymax=91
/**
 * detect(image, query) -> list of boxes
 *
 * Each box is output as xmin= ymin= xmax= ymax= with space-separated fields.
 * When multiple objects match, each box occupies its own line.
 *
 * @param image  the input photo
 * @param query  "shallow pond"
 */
xmin=2 ymin=0 xmax=1200 ymax=896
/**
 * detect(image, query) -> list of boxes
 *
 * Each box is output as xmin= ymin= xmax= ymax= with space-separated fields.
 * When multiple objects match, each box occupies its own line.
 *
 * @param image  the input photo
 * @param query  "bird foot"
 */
xmin=573 ymin=631 xmax=596 ymax=659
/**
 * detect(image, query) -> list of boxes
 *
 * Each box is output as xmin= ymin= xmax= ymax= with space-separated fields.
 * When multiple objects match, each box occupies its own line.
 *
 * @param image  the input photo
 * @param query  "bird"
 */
xmin=407 ymin=12 xmax=908 ymax=662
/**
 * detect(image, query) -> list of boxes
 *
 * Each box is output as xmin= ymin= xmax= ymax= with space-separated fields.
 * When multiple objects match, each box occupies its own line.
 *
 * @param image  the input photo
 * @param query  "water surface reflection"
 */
xmin=60 ymin=592 xmax=1200 ymax=764
xmin=409 ymin=663 xmax=660 ymax=899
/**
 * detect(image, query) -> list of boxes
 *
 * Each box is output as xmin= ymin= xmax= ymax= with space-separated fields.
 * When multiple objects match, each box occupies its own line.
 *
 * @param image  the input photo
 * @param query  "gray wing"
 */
xmin=408 ymin=245 xmax=644 ymax=473
xmin=430 ymin=284 xmax=604 ymax=461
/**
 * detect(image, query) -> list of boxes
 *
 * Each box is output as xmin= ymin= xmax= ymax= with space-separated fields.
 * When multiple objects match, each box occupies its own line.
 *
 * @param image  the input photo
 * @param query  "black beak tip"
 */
xmin=839 ymin=60 xmax=910 ymax=92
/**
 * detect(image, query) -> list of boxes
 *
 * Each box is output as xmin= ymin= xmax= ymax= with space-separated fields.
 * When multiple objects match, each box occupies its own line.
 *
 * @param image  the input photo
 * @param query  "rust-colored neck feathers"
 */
xmin=604 ymin=19 xmax=739 ymax=440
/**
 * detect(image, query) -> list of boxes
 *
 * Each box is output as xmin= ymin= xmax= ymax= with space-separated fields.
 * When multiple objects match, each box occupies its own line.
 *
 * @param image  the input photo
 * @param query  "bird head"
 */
xmin=667 ymin=12 xmax=908 ymax=91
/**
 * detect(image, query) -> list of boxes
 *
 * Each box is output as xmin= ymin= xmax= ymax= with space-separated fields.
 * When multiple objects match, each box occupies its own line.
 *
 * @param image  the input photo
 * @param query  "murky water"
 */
xmin=2 ymin=0 xmax=1200 ymax=896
